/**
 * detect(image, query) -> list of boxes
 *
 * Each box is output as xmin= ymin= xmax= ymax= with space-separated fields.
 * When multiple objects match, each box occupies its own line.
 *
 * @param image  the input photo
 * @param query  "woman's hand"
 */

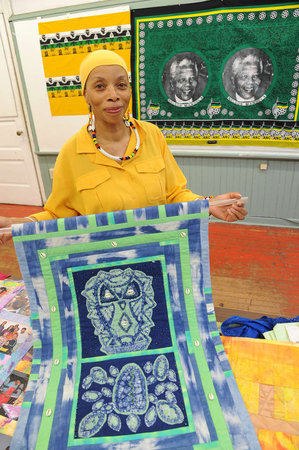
xmin=209 ymin=192 xmax=248 ymax=222
xmin=0 ymin=216 xmax=35 ymax=245
xmin=0 ymin=216 xmax=13 ymax=245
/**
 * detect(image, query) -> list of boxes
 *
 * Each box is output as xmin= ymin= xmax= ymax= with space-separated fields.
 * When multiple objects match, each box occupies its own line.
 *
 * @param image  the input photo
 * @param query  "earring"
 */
xmin=123 ymin=113 xmax=130 ymax=127
xmin=88 ymin=104 xmax=95 ymax=131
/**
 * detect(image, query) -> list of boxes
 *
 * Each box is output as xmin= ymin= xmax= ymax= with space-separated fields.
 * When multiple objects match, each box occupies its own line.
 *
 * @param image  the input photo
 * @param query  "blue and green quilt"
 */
xmin=10 ymin=201 xmax=260 ymax=449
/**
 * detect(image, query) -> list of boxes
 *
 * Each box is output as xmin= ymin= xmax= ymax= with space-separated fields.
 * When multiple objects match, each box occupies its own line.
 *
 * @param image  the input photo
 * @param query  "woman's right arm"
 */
xmin=0 ymin=133 xmax=86 ymax=244
xmin=0 ymin=216 xmax=36 ymax=244
xmin=30 ymin=134 xmax=86 ymax=221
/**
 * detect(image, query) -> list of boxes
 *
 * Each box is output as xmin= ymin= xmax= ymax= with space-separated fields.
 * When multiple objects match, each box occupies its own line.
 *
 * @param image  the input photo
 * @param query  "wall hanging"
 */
xmin=11 ymin=201 xmax=259 ymax=448
xmin=131 ymin=1 xmax=299 ymax=147
xmin=38 ymin=6 xmax=131 ymax=116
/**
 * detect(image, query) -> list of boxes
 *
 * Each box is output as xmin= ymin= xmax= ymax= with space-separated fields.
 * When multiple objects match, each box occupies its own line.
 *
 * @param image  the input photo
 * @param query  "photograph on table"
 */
xmin=0 ymin=320 xmax=31 ymax=356
xmin=0 ymin=370 xmax=29 ymax=406
xmin=13 ymin=347 xmax=33 ymax=376
xmin=0 ymin=281 xmax=24 ymax=311
xmin=3 ymin=289 xmax=31 ymax=317
xmin=0 ymin=311 xmax=33 ymax=386
xmin=0 ymin=370 xmax=29 ymax=437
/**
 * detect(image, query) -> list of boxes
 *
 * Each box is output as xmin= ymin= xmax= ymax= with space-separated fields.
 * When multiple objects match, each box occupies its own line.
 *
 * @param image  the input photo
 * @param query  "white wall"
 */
xmin=10 ymin=0 xmax=105 ymax=15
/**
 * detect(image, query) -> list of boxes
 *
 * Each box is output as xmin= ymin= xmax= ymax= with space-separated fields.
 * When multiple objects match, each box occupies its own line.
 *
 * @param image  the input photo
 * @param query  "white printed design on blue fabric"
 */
xmin=82 ymin=268 xmax=157 ymax=355
xmin=78 ymin=355 xmax=184 ymax=438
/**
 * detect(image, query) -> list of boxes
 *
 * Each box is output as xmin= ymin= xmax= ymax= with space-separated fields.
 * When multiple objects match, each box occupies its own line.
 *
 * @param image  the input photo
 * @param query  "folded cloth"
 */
xmin=0 ymin=273 xmax=10 ymax=280
xmin=221 ymin=315 xmax=299 ymax=338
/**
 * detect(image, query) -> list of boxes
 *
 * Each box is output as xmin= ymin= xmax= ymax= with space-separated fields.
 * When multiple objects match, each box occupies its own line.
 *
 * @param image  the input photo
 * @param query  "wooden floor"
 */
xmin=0 ymin=204 xmax=298 ymax=321
xmin=209 ymin=223 xmax=299 ymax=321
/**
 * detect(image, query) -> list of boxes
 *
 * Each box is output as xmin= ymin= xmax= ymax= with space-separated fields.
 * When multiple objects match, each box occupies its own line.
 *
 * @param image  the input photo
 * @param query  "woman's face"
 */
xmin=84 ymin=65 xmax=131 ymax=125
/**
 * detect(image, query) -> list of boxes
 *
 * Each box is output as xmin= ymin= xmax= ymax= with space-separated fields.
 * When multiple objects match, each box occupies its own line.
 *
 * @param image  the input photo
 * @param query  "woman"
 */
xmin=0 ymin=50 xmax=247 ymax=243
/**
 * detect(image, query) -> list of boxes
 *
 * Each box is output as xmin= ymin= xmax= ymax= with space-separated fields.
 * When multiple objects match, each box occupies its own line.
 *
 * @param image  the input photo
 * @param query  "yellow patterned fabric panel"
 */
xmin=38 ymin=9 xmax=131 ymax=116
xmin=222 ymin=337 xmax=299 ymax=449
xmin=257 ymin=429 xmax=299 ymax=450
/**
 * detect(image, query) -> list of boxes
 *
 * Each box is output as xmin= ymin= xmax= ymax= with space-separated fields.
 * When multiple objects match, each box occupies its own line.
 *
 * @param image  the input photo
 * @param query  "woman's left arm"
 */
xmin=154 ymin=126 xmax=247 ymax=221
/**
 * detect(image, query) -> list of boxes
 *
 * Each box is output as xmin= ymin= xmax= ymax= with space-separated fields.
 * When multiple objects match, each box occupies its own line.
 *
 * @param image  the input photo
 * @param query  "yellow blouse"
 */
xmin=31 ymin=118 xmax=201 ymax=221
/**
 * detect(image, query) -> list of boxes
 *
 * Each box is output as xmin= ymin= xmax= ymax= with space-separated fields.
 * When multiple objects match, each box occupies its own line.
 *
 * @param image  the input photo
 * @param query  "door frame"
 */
xmin=0 ymin=1 xmax=45 ymax=204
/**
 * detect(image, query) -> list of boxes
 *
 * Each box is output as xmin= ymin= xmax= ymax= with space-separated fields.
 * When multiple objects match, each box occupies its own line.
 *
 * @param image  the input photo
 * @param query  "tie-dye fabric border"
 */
xmin=131 ymin=1 xmax=299 ymax=147
xmin=38 ymin=7 xmax=131 ymax=116
xmin=10 ymin=201 xmax=260 ymax=449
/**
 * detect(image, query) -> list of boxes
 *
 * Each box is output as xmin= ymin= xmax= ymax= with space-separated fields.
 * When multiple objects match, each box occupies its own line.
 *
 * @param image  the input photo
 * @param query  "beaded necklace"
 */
xmin=91 ymin=121 xmax=140 ymax=161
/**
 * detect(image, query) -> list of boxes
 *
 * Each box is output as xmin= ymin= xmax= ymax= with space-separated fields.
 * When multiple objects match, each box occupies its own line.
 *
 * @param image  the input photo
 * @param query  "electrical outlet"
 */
xmin=49 ymin=168 xmax=55 ymax=179
xmin=259 ymin=163 xmax=268 ymax=171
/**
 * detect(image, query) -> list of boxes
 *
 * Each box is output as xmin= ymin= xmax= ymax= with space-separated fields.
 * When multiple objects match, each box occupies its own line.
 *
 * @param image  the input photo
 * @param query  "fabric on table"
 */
xmin=221 ymin=315 xmax=299 ymax=338
xmin=222 ymin=336 xmax=299 ymax=450
xmin=11 ymin=200 xmax=259 ymax=449
xmin=0 ymin=273 xmax=10 ymax=281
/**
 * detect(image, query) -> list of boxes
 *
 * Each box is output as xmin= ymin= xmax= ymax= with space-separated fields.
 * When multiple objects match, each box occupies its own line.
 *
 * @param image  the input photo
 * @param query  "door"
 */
xmin=0 ymin=13 xmax=42 ymax=205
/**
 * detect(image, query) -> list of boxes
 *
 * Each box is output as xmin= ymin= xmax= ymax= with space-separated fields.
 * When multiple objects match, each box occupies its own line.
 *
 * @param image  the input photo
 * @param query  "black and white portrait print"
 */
xmin=162 ymin=52 xmax=208 ymax=107
xmin=222 ymin=48 xmax=274 ymax=106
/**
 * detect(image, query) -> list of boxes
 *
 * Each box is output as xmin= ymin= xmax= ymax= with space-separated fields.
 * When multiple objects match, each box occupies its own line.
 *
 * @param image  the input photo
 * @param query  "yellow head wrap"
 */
xmin=80 ymin=50 xmax=129 ymax=92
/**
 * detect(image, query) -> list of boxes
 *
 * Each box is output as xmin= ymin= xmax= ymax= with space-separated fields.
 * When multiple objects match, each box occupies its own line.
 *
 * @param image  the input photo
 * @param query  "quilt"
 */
xmin=222 ymin=336 xmax=299 ymax=449
xmin=10 ymin=201 xmax=260 ymax=449
xmin=131 ymin=0 xmax=299 ymax=147
xmin=38 ymin=6 xmax=131 ymax=116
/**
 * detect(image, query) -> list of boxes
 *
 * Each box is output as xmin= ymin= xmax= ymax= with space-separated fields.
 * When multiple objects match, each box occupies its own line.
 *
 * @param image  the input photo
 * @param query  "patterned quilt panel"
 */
xmin=10 ymin=201 xmax=260 ymax=449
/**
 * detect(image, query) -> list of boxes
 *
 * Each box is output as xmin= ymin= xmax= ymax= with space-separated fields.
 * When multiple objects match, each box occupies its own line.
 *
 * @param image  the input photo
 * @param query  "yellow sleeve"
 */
xmin=29 ymin=210 xmax=56 ymax=221
xmin=30 ymin=136 xmax=84 ymax=221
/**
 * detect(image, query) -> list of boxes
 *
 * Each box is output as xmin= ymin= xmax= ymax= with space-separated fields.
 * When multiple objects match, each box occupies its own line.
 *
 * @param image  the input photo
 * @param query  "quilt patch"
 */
xmin=10 ymin=201 xmax=260 ymax=449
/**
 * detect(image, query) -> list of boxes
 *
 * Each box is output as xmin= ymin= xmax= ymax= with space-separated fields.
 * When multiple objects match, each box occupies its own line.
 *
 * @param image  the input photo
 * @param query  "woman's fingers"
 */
xmin=227 ymin=205 xmax=248 ymax=221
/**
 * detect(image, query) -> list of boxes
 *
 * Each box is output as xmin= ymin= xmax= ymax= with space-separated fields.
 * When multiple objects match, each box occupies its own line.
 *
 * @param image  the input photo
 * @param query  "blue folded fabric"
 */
xmin=221 ymin=315 xmax=299 ymax=338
